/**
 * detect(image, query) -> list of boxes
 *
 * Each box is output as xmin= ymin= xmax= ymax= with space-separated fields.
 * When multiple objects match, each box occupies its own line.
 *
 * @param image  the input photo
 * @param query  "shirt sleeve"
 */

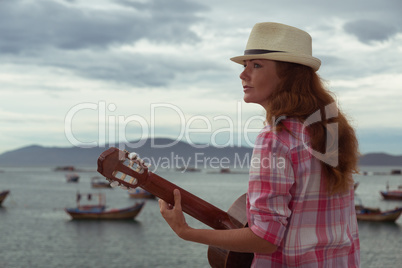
xmin=247 ymin=132 xmax=295 ymax=246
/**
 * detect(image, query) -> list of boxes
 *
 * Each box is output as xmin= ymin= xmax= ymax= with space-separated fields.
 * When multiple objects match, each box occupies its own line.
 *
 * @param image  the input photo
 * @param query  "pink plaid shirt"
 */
xmin=247 ymin=118 xmax=360 ymax=267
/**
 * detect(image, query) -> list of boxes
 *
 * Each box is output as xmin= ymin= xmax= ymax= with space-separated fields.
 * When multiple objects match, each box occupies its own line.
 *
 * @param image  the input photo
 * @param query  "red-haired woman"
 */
xmin=160 ymin=22 xmax=360 ymax=268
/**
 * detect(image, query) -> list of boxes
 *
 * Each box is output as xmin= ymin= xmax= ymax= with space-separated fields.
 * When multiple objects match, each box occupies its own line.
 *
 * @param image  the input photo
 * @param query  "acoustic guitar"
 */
xmin=97 ymin=147 xmax=253 ymax=268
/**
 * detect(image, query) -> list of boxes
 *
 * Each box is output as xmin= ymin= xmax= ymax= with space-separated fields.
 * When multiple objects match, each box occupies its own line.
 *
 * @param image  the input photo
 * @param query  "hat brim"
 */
xmin=230 ymin=52 xmax=321 ymax=71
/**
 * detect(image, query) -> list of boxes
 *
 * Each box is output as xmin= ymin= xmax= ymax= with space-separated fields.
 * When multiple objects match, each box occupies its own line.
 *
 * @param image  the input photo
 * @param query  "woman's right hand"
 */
xmin=159 ymin=189 xmax=191 ymax=239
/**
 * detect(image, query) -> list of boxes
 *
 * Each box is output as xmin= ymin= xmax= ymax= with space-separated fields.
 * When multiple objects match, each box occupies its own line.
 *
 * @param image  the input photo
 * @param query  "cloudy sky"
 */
xmin=1 ymin=0 xmax=401 ymax=156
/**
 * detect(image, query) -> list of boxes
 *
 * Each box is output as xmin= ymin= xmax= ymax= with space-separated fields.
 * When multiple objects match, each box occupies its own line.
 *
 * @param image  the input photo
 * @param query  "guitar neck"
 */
xmin=140 ymin=172 xmax=241 ymax=230
xmin=97 ymin=147 xmax=242 ymax=230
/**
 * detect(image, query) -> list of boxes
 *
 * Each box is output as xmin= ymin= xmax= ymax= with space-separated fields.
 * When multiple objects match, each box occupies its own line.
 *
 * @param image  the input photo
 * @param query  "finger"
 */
xmin=173 ymin=189 xmax=182 ymax=210
xmin=159 ymin=198 xmax=168 ymax=212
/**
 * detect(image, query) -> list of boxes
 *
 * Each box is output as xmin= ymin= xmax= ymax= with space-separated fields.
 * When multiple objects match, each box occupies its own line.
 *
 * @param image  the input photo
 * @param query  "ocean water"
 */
xmin=0 ymin=165 xmax=401 ymax=268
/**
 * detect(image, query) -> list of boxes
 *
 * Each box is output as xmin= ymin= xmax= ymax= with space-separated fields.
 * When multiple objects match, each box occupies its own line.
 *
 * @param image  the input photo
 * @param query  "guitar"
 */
xmin=97 ymin=147 xmax=253 ymax=268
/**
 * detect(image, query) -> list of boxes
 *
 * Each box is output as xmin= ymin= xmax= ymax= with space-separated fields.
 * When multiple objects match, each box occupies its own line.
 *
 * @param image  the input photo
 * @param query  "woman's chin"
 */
xmin=243 ymin=96 xmax=252 ymax=103
xmin=243 ymin=97 xmax=257 ymax=104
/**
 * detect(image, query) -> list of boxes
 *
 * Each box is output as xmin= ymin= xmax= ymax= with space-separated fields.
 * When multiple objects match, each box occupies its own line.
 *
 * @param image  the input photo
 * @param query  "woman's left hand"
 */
xmin=159 ymin=189 xmax=190 ymax=238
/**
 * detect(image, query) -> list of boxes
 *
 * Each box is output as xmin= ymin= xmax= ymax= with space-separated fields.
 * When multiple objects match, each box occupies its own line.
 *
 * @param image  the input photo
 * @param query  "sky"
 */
xmin=1 ymin=0 xmax=402 ymax=155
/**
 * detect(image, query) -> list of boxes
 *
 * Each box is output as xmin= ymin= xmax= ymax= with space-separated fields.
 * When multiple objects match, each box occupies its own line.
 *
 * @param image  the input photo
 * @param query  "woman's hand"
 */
xmin=159 ymin=189 xmax=191 ymax=239
xmin=159 ymin=189 xmax=277 ymax=254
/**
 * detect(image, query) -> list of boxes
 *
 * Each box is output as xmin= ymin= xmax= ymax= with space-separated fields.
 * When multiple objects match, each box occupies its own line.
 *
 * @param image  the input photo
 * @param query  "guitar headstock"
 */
xmin=97 ymin=147 xmax=149 ymax=192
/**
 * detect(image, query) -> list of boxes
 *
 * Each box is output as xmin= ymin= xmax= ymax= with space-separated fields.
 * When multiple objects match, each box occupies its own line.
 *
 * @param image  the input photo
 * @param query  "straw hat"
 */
xmin=230 ymin=22 xmax=321 ymax=71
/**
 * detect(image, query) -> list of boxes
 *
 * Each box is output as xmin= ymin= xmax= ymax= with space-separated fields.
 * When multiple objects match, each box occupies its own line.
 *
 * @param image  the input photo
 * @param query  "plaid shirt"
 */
xmin=247 ymin=118 xmax=360 ymax=267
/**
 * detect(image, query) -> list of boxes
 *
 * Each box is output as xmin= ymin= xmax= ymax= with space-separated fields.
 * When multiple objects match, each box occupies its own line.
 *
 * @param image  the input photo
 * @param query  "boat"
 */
xmin=380 ymin=182 xmax=402 ymax=200
xmin=355 ymin=205 xmax=402 ymax=222
xmin=128 ymin=188 xmax=156 ymax=199
xmin=206 ymin=168 xmax=249 ymax=175
xmin=354 ymin=182 xmax=359 ymax=191
xmin=380 ymin=190 xmax=402 ymax=200
xmin=65 ymin=192 xmax=145 ymax=220
xmin=65 ymin=203 xmax=145 ymax=220
xmin=220 ymin=168 xmax=231 ymax=173
xmin=54 ymin=166 xmax=76 ymax=171
xmin=175 ymin=166 xmax=201 ymax=172
xmin=91 ymin=176 xmax=112 ymax=188
xmin=0 ymin=190 xmax=10 ymax=206
xmin=66 ymin=173 xmax=79 ymax=183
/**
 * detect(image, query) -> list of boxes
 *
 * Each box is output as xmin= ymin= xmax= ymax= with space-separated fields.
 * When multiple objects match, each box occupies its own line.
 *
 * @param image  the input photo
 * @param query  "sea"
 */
xmin=1 ymin=165 xmax=402 ymax=268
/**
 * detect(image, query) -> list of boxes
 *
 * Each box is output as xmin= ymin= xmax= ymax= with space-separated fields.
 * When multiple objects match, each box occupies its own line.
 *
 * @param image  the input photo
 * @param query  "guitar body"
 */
xmin=97 ymin=147 xmax=254 ymax=268
xmin=207 ymin=194 xmax=254 ymax=268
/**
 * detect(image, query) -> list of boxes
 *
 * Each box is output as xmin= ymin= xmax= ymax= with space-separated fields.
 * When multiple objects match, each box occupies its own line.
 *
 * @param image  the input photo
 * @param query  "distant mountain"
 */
xmin=0 ymin=139 xmax=400 ymax=168
xmin=0 ymin=138 xmax=253 ymax=169
xmin=358 ymin=153 xmax=402 ymax=166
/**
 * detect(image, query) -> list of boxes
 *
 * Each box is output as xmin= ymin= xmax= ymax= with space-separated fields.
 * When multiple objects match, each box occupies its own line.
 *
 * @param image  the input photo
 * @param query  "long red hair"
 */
xmin=267 ymin=62 xmax=359 ymax=194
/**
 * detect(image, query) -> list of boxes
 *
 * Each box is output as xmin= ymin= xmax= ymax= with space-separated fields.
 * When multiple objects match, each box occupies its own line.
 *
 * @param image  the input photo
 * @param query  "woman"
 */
xmin=159 ymin=22 xmax=360 ymax=267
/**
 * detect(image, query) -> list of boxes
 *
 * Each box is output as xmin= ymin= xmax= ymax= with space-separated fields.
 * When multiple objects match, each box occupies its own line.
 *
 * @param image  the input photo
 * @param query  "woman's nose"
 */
xmin=240 ymin=68 xmax=249 ymax=81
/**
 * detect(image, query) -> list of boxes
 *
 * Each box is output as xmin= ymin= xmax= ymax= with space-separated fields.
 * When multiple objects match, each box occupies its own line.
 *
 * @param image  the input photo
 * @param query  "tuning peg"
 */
xmin=110 ymin=181 xmax=119 ymax=188
xmin=128 ymin=152 xmax=138 ymax=160
xmin=139 ymin=159 xmax=149 ymax=168
xmin=120 ymin=185 xmax=129 ymax=190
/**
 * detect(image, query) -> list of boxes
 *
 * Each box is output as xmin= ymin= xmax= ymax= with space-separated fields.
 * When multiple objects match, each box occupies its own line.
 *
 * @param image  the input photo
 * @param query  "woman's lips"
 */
xmin=243 ymin=85 xmax=252 ymax=92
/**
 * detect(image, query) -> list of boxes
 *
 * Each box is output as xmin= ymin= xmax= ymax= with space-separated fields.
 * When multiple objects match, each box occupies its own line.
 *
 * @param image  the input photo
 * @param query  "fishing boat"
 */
xmin=380 ymin=190 xmax=402 ymax=200
xmin=66 ymin=173 xmax=79 ymax=183
xmin=65 ymin=192 xmax=145 ymax=220
xmin=355 ymin=205 xmax=402 ymax=222
xmin=354 ymin=182 xmax=359 ymax=191
xmin=54 ymin=166 xmax=76 ymax=171
xmin=128 ymin=188 xmax=156 ymax=199
xmin=175 ymin=166 xmax=201 ymax=172
xmin=91 ymin=176 xmax=112 ymax=188
xmin=0 ymin=190 xmax=10 ymax=206
xmin=380 ymin=182 xmax=402 ymax=200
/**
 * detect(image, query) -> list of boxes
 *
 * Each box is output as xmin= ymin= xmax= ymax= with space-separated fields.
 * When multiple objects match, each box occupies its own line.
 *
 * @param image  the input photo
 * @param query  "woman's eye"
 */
xmin=243 ymin=62 xmax=261 ymax=68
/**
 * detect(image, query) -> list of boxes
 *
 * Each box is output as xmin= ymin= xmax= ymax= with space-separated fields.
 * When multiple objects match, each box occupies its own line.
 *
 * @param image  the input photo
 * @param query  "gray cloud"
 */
xmin=0 ymin=46 xmax=224 ymax=88
xmin=344 ymin=19 xmax=398 ymax=43
xmin=0 ymin=0 xmax=213 ymax=87
xmin=0 ymin=0 xmax=207 ymax=53
xmin=2 ymin=0 xmax=402 ymax=89
xmin=65 ymin=51 xmax=222 ymax=87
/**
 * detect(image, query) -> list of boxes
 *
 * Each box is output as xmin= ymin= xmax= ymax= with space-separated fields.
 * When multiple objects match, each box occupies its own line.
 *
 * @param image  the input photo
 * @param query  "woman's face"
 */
xmin=240 ymin=59 xmax=280 ymax=109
